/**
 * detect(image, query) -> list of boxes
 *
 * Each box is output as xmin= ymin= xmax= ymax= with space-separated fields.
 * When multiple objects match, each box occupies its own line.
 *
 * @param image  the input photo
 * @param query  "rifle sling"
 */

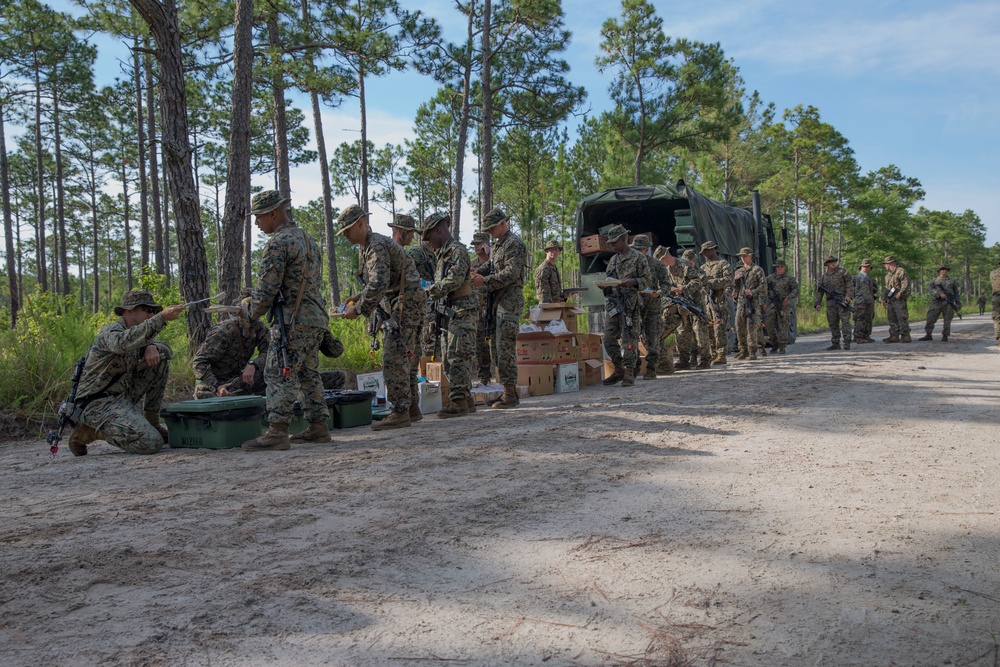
xmin=287 ymin=254 xmax=311 ymax=333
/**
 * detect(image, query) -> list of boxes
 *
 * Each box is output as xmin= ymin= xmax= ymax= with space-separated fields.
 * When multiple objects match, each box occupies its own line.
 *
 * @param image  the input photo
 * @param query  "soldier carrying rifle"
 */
xmin=919 ymin=265 xmax=962 ymax=342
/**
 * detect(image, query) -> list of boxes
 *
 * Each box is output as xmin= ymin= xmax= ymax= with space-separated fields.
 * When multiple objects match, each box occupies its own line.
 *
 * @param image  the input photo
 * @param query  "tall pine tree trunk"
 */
xmin=135 ymin=37 xmax=150 ymax=269
xmin=0 ymin=101 xmax=17 ymax=328
xmin=34 ymin=64 xmax=47 ymax=292
xmin=146 ymin=48 xmax=164 ymax=275
xmin=451 ymin=7 xmax=475 ymax=237
xmin=267 ymin=15 xmax=291 ymax=203
xmin=120 ymin=152 xmax=133 ymax=290
xmin=89 ymin=147 xmax=100 ymax=313
xmin=54 ymin=90 xmax=71 ymax=297
xmin=480 ymin=0 xmax=493 ymax=217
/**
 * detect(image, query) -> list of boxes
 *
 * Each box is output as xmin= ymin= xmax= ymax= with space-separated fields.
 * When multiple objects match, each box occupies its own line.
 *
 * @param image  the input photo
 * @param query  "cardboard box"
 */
xmin=425 ymin=362 xmax=450 ymax=397
xmin=516 ymin=331 xmax=557 ymax=363
xmin=418 ymin=356 xmax=433 ymax=378
xmin=580 ymin=233 xmax=610 ymax=255
xmin=356 ymin=371 xmax=386 ymax=398
xmin=516 ymin=385 xmax=530 ymax=398
xmin=529 ymin=303 xmax=586 ymax=333
xmin=418 ymin=381 xmax=442 ymax=415
xmin=516 ymin=363 xmax=555 ymax=396
xmin=603 ymin=359 xmax=616 ymax=379
xmin=576 ymin=333 xmax=603 ymax=360
xmin=554 ymin=362 xmax=580 ymax=393
xmin=580 ymin=359 xmax=603 ymax=387
xmin=552 ymin=333 xmax=579 ymax=362
xmin=472 ymin=384 xmax=503 ymax=405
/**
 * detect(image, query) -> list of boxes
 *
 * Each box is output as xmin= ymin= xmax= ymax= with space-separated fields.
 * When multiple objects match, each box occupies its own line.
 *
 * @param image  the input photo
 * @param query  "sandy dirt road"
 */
xmin=1 ymin=316 xmax=998 ymax=667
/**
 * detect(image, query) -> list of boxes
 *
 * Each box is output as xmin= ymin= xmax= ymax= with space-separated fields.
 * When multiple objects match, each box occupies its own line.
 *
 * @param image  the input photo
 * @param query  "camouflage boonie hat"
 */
xmin=859 ymin=258 xmax=873 ymax=268
xmin=543 ymin=238 xmax=564 ymax=252
xmin=419 ymin=211 xmax=450 ymax=235
xmin=883 ymin=255 xmax=898 ymax=264
xmin=737 ymin=247 xmax=754 ymax=256
xmin=629 ymin=235 xmax=650 ymax=249
xmin=823 ymin=255 xmax=838 ymax=264
xmin=471 ymin=231 xmax=490 ymax=244
xmin=938 ymin=265 xmax=951 ymax=272
xmin=682 ymin=249 xmax=697 ymax=261
xmin=481 ymin=207 xmax=510 ymax=230
xmin=250 ymin=189 xmax=290 ymax=215
xmin=603 ymin=224 xmax=629 ymax=242
xmin=774 ymin=259 xmax=786 ymax=267
xmin=700 ymin=241 xmax=718 ymax=253
xmin=388 ymin=213 xmax=417 ymax=231
xmin=114 ymin=289 xmax=162 ymax=316
xmin=653 ymin=246 xmax=671 ymax=261
xmin=336 ymin=204 xmax=368 ymax=236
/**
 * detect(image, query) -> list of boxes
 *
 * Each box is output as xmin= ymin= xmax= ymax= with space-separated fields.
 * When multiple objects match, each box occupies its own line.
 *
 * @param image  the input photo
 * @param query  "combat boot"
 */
xmin=758 ymin=346 xmax=767 ymax=358
xmin=372 ymin=409 xmax=411 ymax=431
xmin=735 ymin=349 xmax=749 ymax=360
xmin=289 ymin=421 xmax=332 ymax=444
xmin=437 ymin=402 xmax=468 ymax=418
xmin=621 ymin=368 xmax=635 ymax=387
xmin=642 ymin=367 xmax=657 ymax=381
xmin=941 ymin=335 xmax=949 ymax=342
xmin=144 ymin=410 xmax=169 ymax=443
xmin=674 ymin=356 xmax=691 ymax=370
xmin=826 ymin=343 xmax=841 ymax=351
xmin=657 ymin=357 xmax=675 ymax=375
xmin=748 ymin=349 xmax=758 ymax=360
xmin=466 ymin=395 xmax=477 ymax=413
xmin=68 ymin=423 xmax=101 ymax=457
xmin=843 ymin=341 xmax=850 ymax=350
xmin=242 ymin=422 xmax=290 ymax=451
xmin=696 ymin=356 xmax=711 ymax=369
xmin=776 ymin=345 xmax=786 ymax=354
xmin=901 ymin=334 xmax=912 ymax=343
xmin=711 ymin=351 xmax=727 ymax=365
xmin=918 ymin=333 xmax=933 ymax=341
xmin=491 ymin=385 xmax=520 ymax=409
xmin=603 ymin=364 xmax=626 ymax=385
xmin=883 ymin=335 xmax=900 ymax=343
xmin=408 ymin=402 xmax=423 ymax=423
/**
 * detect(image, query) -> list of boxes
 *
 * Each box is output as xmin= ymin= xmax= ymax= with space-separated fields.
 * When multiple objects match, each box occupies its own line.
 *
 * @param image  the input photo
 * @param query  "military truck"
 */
xmin=573 ymin=182 xmax=795 ymax=346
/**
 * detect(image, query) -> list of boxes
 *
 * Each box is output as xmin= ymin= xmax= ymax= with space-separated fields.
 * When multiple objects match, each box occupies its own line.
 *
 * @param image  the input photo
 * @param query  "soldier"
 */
xmin=991 ymin=259 xmax=1000 ymax=345
xmin=241 ymin=190 xmax=330 ymax=451
xmin=630 ymin=235 xmax=666 ymax=379
xmin=339 ymin=204 xmax=424 ymax=429
xmin=470 ymin=231 xmax=493 ymax=385
xmin=66 ymin=289 xmax=186 ymax=456
xmin=420 ymin=211 xmax=478 ymax=417
xmin=732 ymin=247 xmax=767 ymax=360
xmin=700 ymin=241 xmax=734 ymax=365
xmin=391 ymin=213 xmax=438 ymax=360
xmin=764 ymin=260 xmax=799 ymax=354
xmin=601 ymin=224 xmax=652 ymax=387
xmin=851 ymin=259 xmax=878 ymax=344
xmin=534 ymin=238 xmax=564 ymax=304
xmin=978 ymin=293 xmax=987 ymax=315
xmin=814 ymin=255 xmax=854 ymax=351
xmin=882 ymin=255 xmax=912 ymax=343
xmin=652 ymin=247 xmax=689 ymax=374
xmin=192 ymin=291 xmax=269 ymax=399
xmin=919 ymin=266 xmax=961 ymax=342
xmin=665 ymin=248 xmax=710 ymax=369
xmin=470 ymin=207 xmax=527 ymax=408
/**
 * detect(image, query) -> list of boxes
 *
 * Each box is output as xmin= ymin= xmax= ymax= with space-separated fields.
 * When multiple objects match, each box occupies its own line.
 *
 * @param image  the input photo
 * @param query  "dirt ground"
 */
xmin=1 ymin=316 xmax=998 ymax=667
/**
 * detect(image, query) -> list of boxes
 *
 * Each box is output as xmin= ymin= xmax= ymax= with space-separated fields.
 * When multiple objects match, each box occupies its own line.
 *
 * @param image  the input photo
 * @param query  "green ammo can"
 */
xmin=160 ymin=396 xmax=267 ymax=449
xmin=288 ymin=390 xmax=376 ymax=434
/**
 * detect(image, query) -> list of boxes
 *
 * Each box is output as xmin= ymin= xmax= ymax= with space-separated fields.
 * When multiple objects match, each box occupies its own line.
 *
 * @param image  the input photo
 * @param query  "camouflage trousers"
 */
xmin=735 ymin=305 xmax=760 ymax=354
xmin=320 ymin=370 xmax=347 ymax=390
xmin=765 ymin=304 xmax=792 ymax=346
xmin=443 ymin=306 xmax=477 ymax=404
xmin=79 ymin=358 xmax=169 ymax=455
xmin=885 ymin=298 xmax=910 ymax=337
xmin=853 ymin=302 xmax=875 ymax=340
xmin=924 ymin=300 xmax=955 ymax=337
xmin=421 ymin=300 xmax=441 ymax=359
xmin=826 ymin=303 xmax=853 ymax=345
xmin=639 ymin=298 xmax=662 ymax=369
xmin=492 ymin=312 xmax=520 ymax=387
xmin=475 ymin=314 xmax=492 ymax=383
xmin=604 ymin=308 xmax=642 ymax=370
xmin=993 ymin=296 xmax=1000 ymax=340
xmin=705 ymin=294 xmax=729 ymax=355
xmin=194 ymin=367 xmax=266 ymax=400
xmin=265 ymin=323 xmax=326 ymax=425
xmin=382 ymin=289 xmax=425 ymax=413
xmin=677 ymin=315 xmax=709 ymax=359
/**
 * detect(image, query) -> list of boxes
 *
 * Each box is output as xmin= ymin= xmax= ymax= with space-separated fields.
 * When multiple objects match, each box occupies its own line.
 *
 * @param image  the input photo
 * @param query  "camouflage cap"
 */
xmin=335 ymin=204 xmax=368 ymax=236
xmin=700 ymin=241 xmax=718 ymax=253
xmin=682 ymin=249 xmax=697 ymax=261
xmin=938 ymin=265 xmax=951 ymax=272
xmin=471 ymin=231 xmax=490 ymax=245
xmin=603 ymin=223 xmax=629 ymax=242
xmin=481 ymin=206 xmax=510 ymax=230
xmin=774 ymin=259 xmax=787 ymax=267
xmin=543 ymin=238 xmax=564 ymax=252
xmin=737 ymin=246 xmax=754 ymax=256
xmin=250 ymin=189 xmax=290 ymax=215
xmin=420 ymin=211 xmax=450 ymax=235
xmin=629 ymin=234 xmax=651 ymax=249
xmin=859 ymin=258 xmax=873 ymax=268
xmin=883 ymin=255 xmax=898 ymax=264
xmin=388 ymin=213 xmax=418 ymax=231
xmin=114 ymin=289 xmax=162 ymax=316
xmin=823 ymin=255 xmax=838 ymax=265
xmin=652 ymin=246 xmax=671 ymax=261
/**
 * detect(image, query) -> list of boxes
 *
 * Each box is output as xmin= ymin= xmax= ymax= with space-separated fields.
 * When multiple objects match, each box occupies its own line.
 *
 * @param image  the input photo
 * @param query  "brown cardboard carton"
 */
xmin=529 ymin=303 xmax=586 ymax=333
xmin=580 ymin=233 xmax=610 ymax=255
xmin=516 ymin=331 xmax=557 ymax=363
xmin=425 ymin=362 xmax=450 ymax=397
xmin=552 ymin=333 xmax=579 ymax=362
xmin=554 ymin=362 xmax=580 ymax=393
xmin=576 ymin=333 xmax=603 ymax=360
xmin=516 ymin=363 xmax=555 ymax=396
xmin=581 ymin=359 xmax=603 ymax=386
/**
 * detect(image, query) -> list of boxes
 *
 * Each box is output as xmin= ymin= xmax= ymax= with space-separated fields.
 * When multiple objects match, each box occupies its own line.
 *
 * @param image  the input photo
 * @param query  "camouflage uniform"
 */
xmin=669 ymin=257 xmax=709 ymax=365
xmin=408 ymin=241 xmax=439 ymax=358
xmin=192 ymin=318 xmax=269 ymax=399
xmin=426 ymin=237 xmax=477 ymax=406
xmin=478 ymin=225 xmax=527 ymax=388
xmin=851 ymin=264 xmax=878 ymax=342
xmin=354 ymin=230 xmax=424 ymax=414
xmin=977 ymin=294 xmax=987 ymax=315
xmin=924 ymin=273 xmax=961 ymax=339
xmin=991 ymin=262 xmax=1000 ymax=343
xmin=701 ymin=255 xmax=734 ymax=360
xmin=640 ymin=251 xmax=668 ymax=373
xmin=815 ymin=263 xmax=854 ymax=347
xmin=604 ymin=246 xmax=652 ymax=372
xmin=733 ymin=257 xmax=767 ymax=358
xmin=883 ymin=259 xmax=912 ymax=341
xmin=765 ymin=269 xmax=799 ymax=350
xmin=534 ymin=261 xmax=563 ymax=304
xmin=471 ymin=250 xmax=493 ymax=383
xmin=74 ymin=291 xmax=173 ymax=455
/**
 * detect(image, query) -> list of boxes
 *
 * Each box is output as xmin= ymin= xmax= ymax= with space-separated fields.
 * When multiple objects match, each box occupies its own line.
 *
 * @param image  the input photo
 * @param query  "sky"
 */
xmin=29 ymin=0 xmax=1000 ymax=249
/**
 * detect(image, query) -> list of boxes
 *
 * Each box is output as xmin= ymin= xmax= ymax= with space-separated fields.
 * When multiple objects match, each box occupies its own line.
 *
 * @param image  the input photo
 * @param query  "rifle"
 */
xmin=46 ymin=354 xmax=87 ymax=456
xmin=939 ymin=285 xmax=963 ymax=320
xmin=663 ymin=294 xmax=710 ymax=324
xmin=735 ymin=273 xmax=756 ymax=325
xmin=351 ymin=275 xmax=414 ymax=358
xmin=431 ymin=297 xmax=456 ymax=343
xmin=269 ymin=293 xmax=293 ymax=377
xmin=818 ymin=284 xmax=855 ymax=312
xmin=606 ymin=268 xmax=635 ymax=351
xmin=480 ymin=261 xmax=497 ymax=344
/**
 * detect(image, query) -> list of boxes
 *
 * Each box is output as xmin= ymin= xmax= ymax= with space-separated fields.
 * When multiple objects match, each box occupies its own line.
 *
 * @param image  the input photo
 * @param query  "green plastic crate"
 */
xmin=288 ymin=390 xmax=375 ymax=433
xmin=160 ymin=396 xmax=266 ymax=449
